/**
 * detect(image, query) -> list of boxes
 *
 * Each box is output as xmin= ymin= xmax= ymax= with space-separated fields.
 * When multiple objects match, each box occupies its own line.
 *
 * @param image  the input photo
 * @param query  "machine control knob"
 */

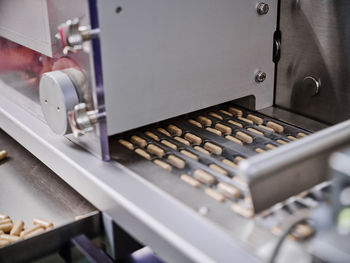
xmin=39 ymin=70 xmax=80 ymax=135
xmin=302 ymin=76 xmax=321 ymax=96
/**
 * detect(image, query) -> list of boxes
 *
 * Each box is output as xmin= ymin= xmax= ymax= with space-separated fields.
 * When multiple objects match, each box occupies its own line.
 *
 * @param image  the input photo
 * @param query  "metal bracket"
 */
xmin=58 ymin=18 xmax=100 ymax=55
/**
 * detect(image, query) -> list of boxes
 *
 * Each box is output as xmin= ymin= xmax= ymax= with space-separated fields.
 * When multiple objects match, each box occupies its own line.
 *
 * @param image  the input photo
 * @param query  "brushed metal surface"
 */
xmin=0 ymin=0 xmax=52 ymax=56
xmin=276 ymin=0 xmax=350 ymax=124
xmin=98 ymin=0 xmax=277 ymax=135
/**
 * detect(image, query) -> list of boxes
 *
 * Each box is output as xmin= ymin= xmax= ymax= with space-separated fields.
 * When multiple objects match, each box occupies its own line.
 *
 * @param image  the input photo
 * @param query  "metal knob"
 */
xmin=39 ymin=70 xmax=80 ymax=135
xmin=68 ymin=103 xmax=99 ymax=137
xmin=302 ymin=76 xmax=321 ymax=96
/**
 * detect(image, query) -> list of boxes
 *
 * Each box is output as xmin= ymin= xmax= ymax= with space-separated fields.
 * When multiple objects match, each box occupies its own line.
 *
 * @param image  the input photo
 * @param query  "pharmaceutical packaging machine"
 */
xmin=0 ymin=0 xmax=349 ymax=262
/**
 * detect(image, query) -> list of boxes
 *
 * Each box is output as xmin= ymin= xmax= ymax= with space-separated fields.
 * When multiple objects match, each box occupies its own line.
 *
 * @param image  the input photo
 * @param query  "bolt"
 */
xmin=255 ymin=71 xmax=266 ymax=83
xmin=257 ymin=2 xmax=269 ymax=15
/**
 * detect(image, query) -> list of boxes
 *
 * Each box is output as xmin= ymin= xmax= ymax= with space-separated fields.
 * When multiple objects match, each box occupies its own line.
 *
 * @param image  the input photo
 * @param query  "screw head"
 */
xmin=257 ymin=2 xmax=269 ymax=15
xmin=255 ymin=71 xmax=266 ymax=83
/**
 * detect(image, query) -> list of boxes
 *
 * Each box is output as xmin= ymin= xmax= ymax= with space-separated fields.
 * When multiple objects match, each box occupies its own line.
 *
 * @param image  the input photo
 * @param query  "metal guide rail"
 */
xmin=113 ymin=103 xmax=312 ymax=219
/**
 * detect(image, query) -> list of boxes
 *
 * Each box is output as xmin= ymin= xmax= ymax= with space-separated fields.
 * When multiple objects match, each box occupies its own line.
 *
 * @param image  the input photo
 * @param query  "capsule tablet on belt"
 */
xmin=237 ymin=117 xmax=253 ymax=124
xmin=130 ymin=135 xmax=147 ymax=147
xmin=153 ymin=159 xmax=172 ymax=171
xmin=194 ymin=169 xmax=215 ymax=184
xmin=234 ymin=156 xmax=245 ymax=164
xmin=219 ymin=110 xmax=233 ymax=117
xmin=247 ymin=114 xmax=263 ymax=124
xmin=288 ymin=135 xmax=298 ymax=141
xmin=229 ymin=107 xmax=243 ymax=117
xmin=205 ymin=127 xmax=222 ymax=136
xmin=225 ymin=135 xmax=243 ymax=145
xmin=204 ymin=142 xmax=222 ymax=155
xmin=145 ymin=131 xmax=159 ymax=141
xmin=197 ymin=116 xmax=212 ymax=126
xmin=267 ymin=121 xmax=284 ymax=133
xmin=167 ymin=155 xmax=185 ymax=169
xmin=247 ymin=128 xmax=263 ymax=136
xmin=222 ymin=159 xmax=238 ymax=169
xmin=209 ymin=164 xmax=228 ymax=176
xmin=217 ymin=182 xmax=240 ymax=198
xmin=209 ymin=112 xmax=223 ymax=120
xmin=297 ymin=132 xmax=308 ymax=138
xmin=276 ymin=139 xmax=288 ymax=145
xmin=135 ymin=148 xmax=151 ymax=160
xmin=194 ymin=146 xmax=210 ymax=155
xmin=255 ymin=148 xmax=265 ymax=154
xmin=235 ymin=132 xmax=253 ymax=144
xmin=184 ymin=133 xmax=202 ymax=145
xmin=258 ymin=125 xmax=274 ymax=132
xmin=188 ymin=119 xmax=202 ymax=128
xmin=118 ymin=139 xmax=134 ymax=150
xmin=157 ymin=128 xmax=171 ymax=137
xmin=167 ymin=125 xmax=182 ymax=136
xmin=228 ymin=120 xmax=243 ymax=128
xmin=205 ymin=188 xmax=226 ymax=202
xmin=180 ymin=174 xmax=200 ymax=188
xmin=174 ymin=137 xmax=191 ymax=146
xmin=265 ymin=144 xmax=277 ymax=150
xmin=161 ymin=140 xmax=177 ymax=150
xmin=215 ymin=123 xmax=232 ymax=135
xmin=147 ymin=144 xmax=165 ymax=158
xmin=231 ymin=203 xmax=254 ymax=218
xmin=180 ymin=150 xmax=199 ymax=160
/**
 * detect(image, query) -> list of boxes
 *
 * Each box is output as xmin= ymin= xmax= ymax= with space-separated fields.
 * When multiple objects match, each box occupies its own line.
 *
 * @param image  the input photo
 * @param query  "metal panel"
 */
xmin=276 ymin=0 xmax=350 ymax=124
xmin=98 ymin=0 xmax=277 ymax=135
xmin=0 ymin=0 xmax=52 ymax=56
xmin=240 ymin=119 xmax=350 ymax=212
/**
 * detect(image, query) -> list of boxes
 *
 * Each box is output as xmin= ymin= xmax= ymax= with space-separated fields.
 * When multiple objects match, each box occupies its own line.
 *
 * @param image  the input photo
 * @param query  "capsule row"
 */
xmin=0 ymin=214 xmax=53 ymax=248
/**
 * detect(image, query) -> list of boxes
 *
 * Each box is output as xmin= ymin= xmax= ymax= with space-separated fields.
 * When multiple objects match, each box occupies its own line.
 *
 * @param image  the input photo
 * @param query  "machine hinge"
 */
xmin=273 ymin=31 xmax=281 ymax=63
